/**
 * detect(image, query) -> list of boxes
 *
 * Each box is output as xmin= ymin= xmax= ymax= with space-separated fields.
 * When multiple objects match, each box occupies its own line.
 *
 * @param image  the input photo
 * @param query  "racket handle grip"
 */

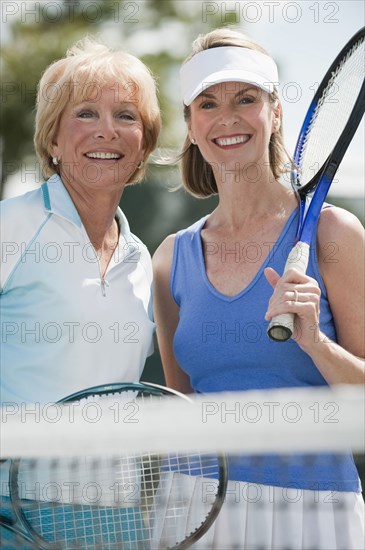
xmin=267 ymin=242 xmax=310 ymax=342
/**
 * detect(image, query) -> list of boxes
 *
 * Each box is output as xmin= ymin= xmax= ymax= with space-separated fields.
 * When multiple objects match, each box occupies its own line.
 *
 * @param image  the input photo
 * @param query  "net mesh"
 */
xmin=298 ymin=34 xmax=365 ymax=186
xmin=1 ymin=385 xmax=364 ymax=550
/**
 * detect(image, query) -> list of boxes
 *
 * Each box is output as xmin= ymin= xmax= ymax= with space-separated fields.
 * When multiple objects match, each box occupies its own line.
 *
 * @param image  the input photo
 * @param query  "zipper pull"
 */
xmin=100 ymin=278 xmax=109 ymax=297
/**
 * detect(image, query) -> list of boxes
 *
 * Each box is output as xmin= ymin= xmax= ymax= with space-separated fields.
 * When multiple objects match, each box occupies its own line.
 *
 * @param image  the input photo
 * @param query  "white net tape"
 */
xmin=1 ymin=385 xmax=364 ymax=457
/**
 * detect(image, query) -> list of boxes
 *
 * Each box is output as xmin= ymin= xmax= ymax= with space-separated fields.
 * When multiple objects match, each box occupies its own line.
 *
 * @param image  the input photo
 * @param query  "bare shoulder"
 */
xmin=318 ymin=205 xmax=364 ymax=255
xmin=152 ymin=234 xmax=177 ymax=276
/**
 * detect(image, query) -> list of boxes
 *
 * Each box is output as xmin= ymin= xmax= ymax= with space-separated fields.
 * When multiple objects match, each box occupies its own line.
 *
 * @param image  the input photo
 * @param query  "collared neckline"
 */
xmin=41 ymin=174 xmax=134 ymax=247
xmin=41 ymin=174 xmax=82 ymax=227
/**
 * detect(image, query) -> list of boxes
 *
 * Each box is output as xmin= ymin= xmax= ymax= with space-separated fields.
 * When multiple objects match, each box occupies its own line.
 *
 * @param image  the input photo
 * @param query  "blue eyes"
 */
xmin=118 ymin=113 xmax=136 ymax=121
xmin=200 ymin=96 xmax=256 ymax=109
xmin=77 ymin=111 xmax=93 ymax=118
xmin=200 ymin=102 xmax=214 ymax=110
xmin=240 ymin=96 xmax=255 ymax=104
xmin=77 ymin=111 xmax=136 ymax=121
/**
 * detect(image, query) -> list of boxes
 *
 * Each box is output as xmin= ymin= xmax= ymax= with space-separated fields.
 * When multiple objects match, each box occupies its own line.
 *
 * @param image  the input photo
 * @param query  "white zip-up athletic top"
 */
xmin=0 ymin=174 xmax=154 ymax=405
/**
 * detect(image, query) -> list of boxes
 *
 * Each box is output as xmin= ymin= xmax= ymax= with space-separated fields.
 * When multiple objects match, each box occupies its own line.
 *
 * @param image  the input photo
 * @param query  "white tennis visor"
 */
xmin=180 ymin=46 xmax=279 ymax=106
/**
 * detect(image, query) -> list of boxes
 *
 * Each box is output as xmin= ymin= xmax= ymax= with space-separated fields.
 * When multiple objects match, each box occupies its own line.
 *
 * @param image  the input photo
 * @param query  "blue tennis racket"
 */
xmin=268 ymin=26 xmax=365 ymax=341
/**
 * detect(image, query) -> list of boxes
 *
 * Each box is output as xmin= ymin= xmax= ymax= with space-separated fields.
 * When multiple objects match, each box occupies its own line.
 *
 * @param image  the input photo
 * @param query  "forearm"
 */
xmin=302 ymin=331 xmax=365 ymax=385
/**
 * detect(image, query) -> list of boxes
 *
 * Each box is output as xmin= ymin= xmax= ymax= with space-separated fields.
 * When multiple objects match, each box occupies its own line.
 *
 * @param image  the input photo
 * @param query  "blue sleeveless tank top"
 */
xmin=170 ymin=208 xmax=360 ymax=492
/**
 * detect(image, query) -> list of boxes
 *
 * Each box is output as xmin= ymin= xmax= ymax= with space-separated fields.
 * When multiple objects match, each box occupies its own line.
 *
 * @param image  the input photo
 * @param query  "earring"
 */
xmin=52 ymin=157 xmax=59 ymax=166
xmin=191 ymin=138 xmax=196 ymax=145
xmin=137 ymin=160 xmax=144 ymax=169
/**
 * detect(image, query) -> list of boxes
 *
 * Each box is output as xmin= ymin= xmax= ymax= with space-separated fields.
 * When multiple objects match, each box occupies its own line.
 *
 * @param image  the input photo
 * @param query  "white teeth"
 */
xmin=215 ymin=135 xmax=249 ymax=146
xmin=86 ymin=152 xmax=121 ymax=159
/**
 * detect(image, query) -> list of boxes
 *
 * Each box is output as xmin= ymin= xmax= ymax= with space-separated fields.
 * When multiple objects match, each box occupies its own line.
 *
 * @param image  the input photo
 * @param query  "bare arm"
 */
xmin=152 ymin=235 xmax=193 ymax=394
xmin=265 ymin=206 xmax=365 ymax=385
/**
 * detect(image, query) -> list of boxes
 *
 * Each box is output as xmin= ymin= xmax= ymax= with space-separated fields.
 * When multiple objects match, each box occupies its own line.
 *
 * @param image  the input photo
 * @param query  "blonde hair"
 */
xmin=180 ymin=28 xmax=292 ymax=198
xmin=34 ymin=37 xmax=161 ymax=182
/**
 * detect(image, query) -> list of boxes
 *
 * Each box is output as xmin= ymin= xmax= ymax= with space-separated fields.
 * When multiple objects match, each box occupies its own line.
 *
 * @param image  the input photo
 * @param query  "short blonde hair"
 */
xmin=180 ymin=28 xmax=292 ymax=198
xmin=34 ymin=37 xmax=161 ymax=182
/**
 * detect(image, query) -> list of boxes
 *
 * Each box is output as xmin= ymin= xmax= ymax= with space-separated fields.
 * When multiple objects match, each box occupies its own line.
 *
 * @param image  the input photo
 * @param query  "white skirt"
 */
xmin=152 ymin=474 xmax=365 ymax=550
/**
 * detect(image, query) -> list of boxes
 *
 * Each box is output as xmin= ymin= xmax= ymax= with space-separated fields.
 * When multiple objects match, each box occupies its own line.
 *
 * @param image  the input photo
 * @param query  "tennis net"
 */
xmin=1 ymin=384 xmax=364 ymax=549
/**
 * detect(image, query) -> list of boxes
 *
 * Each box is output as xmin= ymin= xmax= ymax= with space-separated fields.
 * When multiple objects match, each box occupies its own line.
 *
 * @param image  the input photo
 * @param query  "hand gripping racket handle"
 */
xmin=267 ymin=242 xmax=310 ymax=342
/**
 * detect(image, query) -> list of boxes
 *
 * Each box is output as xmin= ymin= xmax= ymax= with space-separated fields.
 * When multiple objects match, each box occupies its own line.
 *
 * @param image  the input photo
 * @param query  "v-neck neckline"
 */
xmin=195 ymin=208 xmax=298 ymax=302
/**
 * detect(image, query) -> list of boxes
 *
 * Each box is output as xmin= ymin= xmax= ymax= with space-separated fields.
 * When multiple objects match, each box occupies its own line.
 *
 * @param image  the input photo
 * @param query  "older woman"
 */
xmin=1 ymin=37 xmax=160 ymax=405
xmin=0 ymin=37 xmax=160 ymax=548
xmin=153 ymin=28 xmax=365 ymax=549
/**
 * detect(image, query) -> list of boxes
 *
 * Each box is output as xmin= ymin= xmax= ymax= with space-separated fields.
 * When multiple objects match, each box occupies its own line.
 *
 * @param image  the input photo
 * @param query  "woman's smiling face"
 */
xmin=51 ymin=84 xmax=145 ymax=192
xmin=187 ymin=82 xmax=280 ymax=178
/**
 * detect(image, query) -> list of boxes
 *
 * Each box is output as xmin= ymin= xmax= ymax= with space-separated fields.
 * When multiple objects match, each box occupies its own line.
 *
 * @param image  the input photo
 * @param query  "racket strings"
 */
xmin=298 ymin=35 xmax=365 ymax=186
xmin=16 ymin=457 xmax=221 ymax=549
xmin=22 ymin=503 xmax=142 ymax=548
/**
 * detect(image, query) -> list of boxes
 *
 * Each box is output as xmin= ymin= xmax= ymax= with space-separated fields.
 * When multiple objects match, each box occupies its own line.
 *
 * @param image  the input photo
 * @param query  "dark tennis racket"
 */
xmin=268 ymin=26 xmax=365 ymax=341
xmin=0 ymin=382 xmax=228 ymax=550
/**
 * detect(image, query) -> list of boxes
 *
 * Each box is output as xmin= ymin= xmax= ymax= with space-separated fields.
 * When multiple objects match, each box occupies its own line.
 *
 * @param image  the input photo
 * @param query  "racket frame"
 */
xmin=268 ymin=26 xmax=365 ymax=341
